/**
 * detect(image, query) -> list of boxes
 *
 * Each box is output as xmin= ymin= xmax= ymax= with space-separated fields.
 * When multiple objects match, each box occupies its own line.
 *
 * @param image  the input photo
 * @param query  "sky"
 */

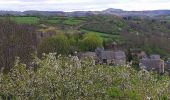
xmin=0 ymin=0 xmax=170 ymax=11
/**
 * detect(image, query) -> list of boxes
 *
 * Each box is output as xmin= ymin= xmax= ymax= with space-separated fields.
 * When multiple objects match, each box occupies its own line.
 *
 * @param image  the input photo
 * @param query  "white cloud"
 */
xmin=0 ymin=0 xmax=169 ymax=11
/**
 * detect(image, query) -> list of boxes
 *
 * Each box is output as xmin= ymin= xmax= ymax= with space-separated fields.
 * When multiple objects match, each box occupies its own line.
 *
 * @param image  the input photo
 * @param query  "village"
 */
xmin=79 ymin=47 xmax=170 ymax=74
xmin=36 ymin=24 xmax=170 ymax=75
xmin=1 ymin=4 xmax=170 ymax=98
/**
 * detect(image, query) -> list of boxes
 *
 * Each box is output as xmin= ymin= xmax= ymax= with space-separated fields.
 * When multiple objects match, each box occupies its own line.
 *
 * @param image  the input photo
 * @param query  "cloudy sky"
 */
xmin=0 ymin=0 xmax=170 ymax=11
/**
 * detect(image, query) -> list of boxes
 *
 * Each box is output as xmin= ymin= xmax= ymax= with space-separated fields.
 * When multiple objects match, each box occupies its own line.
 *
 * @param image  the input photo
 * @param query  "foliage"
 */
xmin=46 ymin=17 xmax=82 ymax=25
xmin=82 ymin=15 xmax=126 ymax=34
xmin=47 ymin=19 xmax=60 ymax=24
xmin=63 ymin=18 xmax=82 ymax=25
xmin=37 ymin=34 xmax=71 ymax=56
xmin=5 ymin=15 xmax=170 ymax=57
xmin=37 ymin=15 xmax=170 ymax=57
xmin=0 ymin=54 xmax=170 ymax=100
xmin=79 ymin=32 xmax=103 ymax=51
xmin=10 ymin=16 xmax=39 ymax=24
xmin=0 ymin=19 xmax=36 ymax=71
xmin=80 ymin=29 xmax=116 ymax=41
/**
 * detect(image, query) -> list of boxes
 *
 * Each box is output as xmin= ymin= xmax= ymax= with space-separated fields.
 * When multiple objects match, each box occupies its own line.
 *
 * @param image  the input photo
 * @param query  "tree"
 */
xmin=0 ymin=19 xmax=36 ymax=71
xmin=67 ymin=33 xmax=80 ymax=53
xmin=80 ymin=32 xmax=103 ymax=51
xmin=37 ymin=33 xmax=70 ymax=56
xmin=1 ymin=54 xmax=170 ymax=99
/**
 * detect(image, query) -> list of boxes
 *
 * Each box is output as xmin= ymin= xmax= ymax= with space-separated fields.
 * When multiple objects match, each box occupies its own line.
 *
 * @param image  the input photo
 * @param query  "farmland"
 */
xmin=10 ymin=16 xmax=39 ymax=24
xmin=46 ymin=17 xmax=83 ymax=25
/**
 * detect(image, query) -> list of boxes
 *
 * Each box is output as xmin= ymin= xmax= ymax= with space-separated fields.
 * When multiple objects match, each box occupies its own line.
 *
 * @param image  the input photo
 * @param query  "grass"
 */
xmin=80 ymin=29 xmax=125 ymax=44
xmin=10 ymin=16 xmax=39 ymax=24
xmin=0 ymin=17 xmax=5 ymax=19
xmin=63 ymin=18 xmax=82 ymax=25
xmin=81 ymin=29 xmax=119 ymax=38
xmin=46 ymin=17 xmax=82 ymax=25
xmin=47 ymin=19 xmax=60 ymax=24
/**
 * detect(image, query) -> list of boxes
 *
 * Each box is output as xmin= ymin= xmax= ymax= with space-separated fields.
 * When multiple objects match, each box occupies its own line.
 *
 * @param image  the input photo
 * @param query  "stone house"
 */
xmin=81 ymin=52 xmax=97 ymax=60
xmin=130 ymin=48 xmax=147 ymax=59
xmin=139 ymin=54 xmax=164 ymax=73
xmin=113 ymin=51 xmax=127 ymax=65
xmin=150 ymin=54 xmax=160 ymax=59
xmin=98 ymin=50 xmax=126 ymax=65
xmin=165 ymin=58 xmax=170 ymax=74
xmin=79 ymin=52 xmax=98 ymax=65
xmin=99 ymin=51 xmax=115 ymax=64
xmin=80 ymin=48 xmax=126 ymax=66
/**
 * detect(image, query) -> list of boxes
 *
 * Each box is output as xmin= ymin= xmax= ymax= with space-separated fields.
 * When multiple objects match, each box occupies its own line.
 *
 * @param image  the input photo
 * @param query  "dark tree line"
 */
xmin=0 ymin=19 xmax=37 ymax=71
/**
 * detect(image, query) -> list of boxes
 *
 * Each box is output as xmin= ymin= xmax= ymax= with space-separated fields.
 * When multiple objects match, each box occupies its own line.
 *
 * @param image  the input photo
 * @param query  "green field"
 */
xmin=47 ymin=19 xmax=60 ymax=24
xmin=0 ymin=17 xmax=5 ymax=19
xmin=10 ymin=17 xmax=39 ymax=24
xmin=47 ymin=17 xmax=82 ymax=25
xmin=80 ymin=29 xmax=120 ymax=39
xmin=80 ymin=29 xmax=125 ymax=44
xmin=63 ymin=18 xmax=82 ymax=25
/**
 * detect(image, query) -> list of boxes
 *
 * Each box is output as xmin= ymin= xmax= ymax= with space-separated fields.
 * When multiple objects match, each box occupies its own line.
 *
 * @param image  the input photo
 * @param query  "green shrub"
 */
xmin=107 ymin=87 xmax=123 ymax=98
xmin=80 ymin=32 xmax=103 ymax=51
xmin=0 ymin=54 xmax=170 ymax=99
xmin=37 ymin=33 xmax=71 ymax=56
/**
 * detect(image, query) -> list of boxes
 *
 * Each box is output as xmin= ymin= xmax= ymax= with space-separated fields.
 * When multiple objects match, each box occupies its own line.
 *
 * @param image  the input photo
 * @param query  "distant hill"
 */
xmin=23 ymin=11 xmax=65 ymax=16
xmin=0 ymin=11 xmax=23 ymax=16
xmin=1 ymin=8 xmax=170 ymax=17
xmin=102 ymin=8 xmax=123 ymax=13
xmin=102 ymin=8 xmax=170 ymax=17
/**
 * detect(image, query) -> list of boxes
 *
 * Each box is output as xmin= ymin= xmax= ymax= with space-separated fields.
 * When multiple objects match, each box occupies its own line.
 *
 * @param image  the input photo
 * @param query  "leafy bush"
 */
xmin=80 ymin=32 xmax=103 ymax=51
xmin=82 ymin=15 xmax=126 ymax=34
xmin=63 ymin=18 xmax=82 ymax=25
xmin=0 ymin=53 xmax=170 ymax=99
xmin=37 ymin=34 xmax=71 ymax=56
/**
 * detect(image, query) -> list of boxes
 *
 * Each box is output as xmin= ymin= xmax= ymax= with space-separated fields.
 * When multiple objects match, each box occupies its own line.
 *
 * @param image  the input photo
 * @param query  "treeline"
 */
xmin=82 ymin=15 xmax=126 ymax=35
xmin=0 ymin=19 xmax=37 ymax=71
xmin=37 ymin=32 xmax=103 ymax=56
xmin=0 ymin=18 xmax=104 ymax=71
xmin=122 ymin=18 xmax=170 ymax=57
xmin=81 ymin=15 xmax=170 ymax=57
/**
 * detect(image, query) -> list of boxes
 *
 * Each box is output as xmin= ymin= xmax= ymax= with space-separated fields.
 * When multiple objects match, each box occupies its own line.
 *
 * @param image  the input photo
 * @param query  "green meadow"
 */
xmin=10 ymin=16 xmax=39 ymax=24
xmin=47 ymin=17 xmax=83 ymax=25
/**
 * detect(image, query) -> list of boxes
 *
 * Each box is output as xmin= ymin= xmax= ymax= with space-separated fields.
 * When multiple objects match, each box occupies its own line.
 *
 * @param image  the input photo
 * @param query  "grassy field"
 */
xmin=10 ymin=16 xmax=39 ymax=24
xmin=80 ymin=29 xmax=121 ymax=40
xmin=63 ymin=18 xmax=82 ymax=25
xmin=4 ymin=16 xmax=83 ymax=25
xmin=0 ymin=17 xmax=5 ymax=19
xmin=47 ymin=17 xmax=82 ymax=25
xmin=80 ymin=29 xmax=125 ymax=44
xmin=47 ymin=19 xmax=60 ymax=24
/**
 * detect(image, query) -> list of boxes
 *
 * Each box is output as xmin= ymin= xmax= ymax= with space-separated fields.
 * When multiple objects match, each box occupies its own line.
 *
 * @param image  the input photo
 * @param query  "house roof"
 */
xmin=140 ymin=59 xmax=164 ymax=70
xmin=114 ymin=51 xmax=126 ymax=59
xmin=101 ymin=51 xmax=115 ymax=60
xmin=150 ymin=54 xmax=160 ymax=60
xmin=95 ymin=47 xmax=104 ymax=56
xmin=100 ymin=50 xmax=126 ymax=60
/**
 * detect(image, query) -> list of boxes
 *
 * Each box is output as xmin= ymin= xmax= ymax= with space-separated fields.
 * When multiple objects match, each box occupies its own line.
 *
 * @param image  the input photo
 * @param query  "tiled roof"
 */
xmin=101 ymin=51 xmax=115 ymax=60
xmin=140 ymin=59 xmax=164 ymax=72
xmin=114 ymin=51 xmax=126 ymax=59
xmin=150 ymin=54 xmax=160 ymax=59
xmin=100 ymin=50 xmax=126 ymax=60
